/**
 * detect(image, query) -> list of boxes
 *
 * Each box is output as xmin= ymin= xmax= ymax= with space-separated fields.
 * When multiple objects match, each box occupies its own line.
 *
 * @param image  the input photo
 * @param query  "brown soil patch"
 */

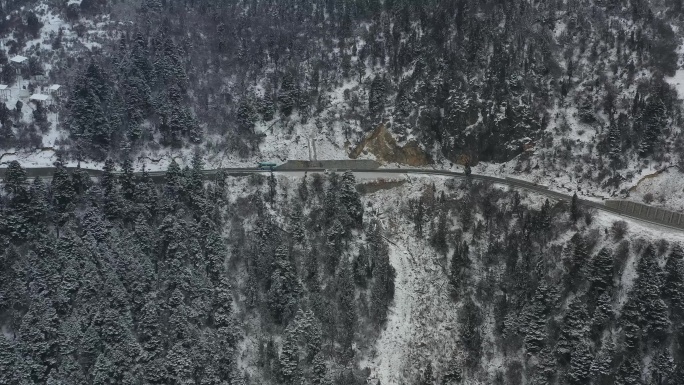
xmin=350 ymin=124 xmax=431 ymax=166
xmin=629 ymin=166 xmax=682 ymax=192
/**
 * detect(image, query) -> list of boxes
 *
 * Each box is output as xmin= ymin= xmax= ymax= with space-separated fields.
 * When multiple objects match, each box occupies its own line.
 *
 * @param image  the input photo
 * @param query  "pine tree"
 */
xmin=0 ymin=117 xmax=14 ymax=149
xmin=663 ymin=244 xmax=684 ymax=320
xmin=608 ymin=119 xmax=622 ymax=160
xmin=0 ymin=335 xmax=26 ymax=384
xmin=567 ymin=233 xmax=589 ymax=289
xmin=449 ymin=241 xmax=470 ymax=299
xmin=532 ymin=345 xmax=557 ymax=385
xmin=369 ymin=222 xmax=395 ymax=325
xmin=27 ymin=177 xmax=49 ymax=233
xmin=524 ymin=300 xmax=548 ymax=355
xmin=164 ymin=159 xmax=184 ymax=203
xmin=260 ymin=94 xmax=275 ymax=121
xmin=615 ymin=356 xmax=641 ymax=385
xmin=459 ymin=297 xmax=483 ymax=369
xmin=639 ymin=97 xmax=666 ymax=157
xmin=268 ymin=171 xmax=277 ymax=203
xmin=420 ymin=363 xmax=435 ymax=385
xmin=556 ymin=297 xmax=589 ymax=363
xmin=567 ymin=341 xmax=592 ymax=385
xmin=635 ymin=244 xmax=670 ymax=339
xmin=268 ymin=246 xmax=302 ymax=324
xmin=101 ymin=159 xmax=123 ymax=219
xmin=571 ymin=193 xmax=581 ymax=223
xmin=188 ymin=149 xmax=206 ymax=210
xmin=278 ymin=73 xmax=297 ymax=117
xmin=237 ymin=98 xmax=257 ymax=133
xmin=51 ymin=159 xmax=76 ymax=215
xmin=311 ymin=350 xmax=327 ymax=385
xmin=651 ymin=350 xmax=675 ymax=385
xmin=353 ymin=246 xmax=370 ymax=287
xmin=294 ymin=309 xmax=322 ymax=361
xmin=431 ymin=209 xmax=449 ymax=256
xmin=2 ymin=161 xmax=30 ymax=239
xmin=592 ymin=291 xmax=613 ymax=335
xmin=120 ymin=157 xmax=135 ymax=201
xmin=340 ymin=171 xmax=363 ymax=227
xmin=134 ymin=164 xmax=158 ymax=217
xmin=3 ymin=160 xmax=28 ymax=196
xmin=619 ymin=296 xmax=643 ymax=350
xmin=289 ymin=202 xmax=305 ymax=244
xmin=589 ymin=340 xmax=614 ymax=384
xmin=337 ymin=257 xmax=357 ymax=361
xmin=368 ymin=75 xmax=386 ymax=118
xmin=18 ymin=295 xmax=59 ymax=383
xmin=590 ymin=248 xmax=614 ymax=293
xmin=280 ymin=325 xmax=301 ymax=385
xmin=298 ymin=173 xmax=309 ymax=202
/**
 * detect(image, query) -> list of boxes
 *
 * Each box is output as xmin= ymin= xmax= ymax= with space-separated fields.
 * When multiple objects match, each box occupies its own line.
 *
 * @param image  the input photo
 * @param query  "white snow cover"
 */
xmin=29 ymin=94 xmax=49 ymax=101
xmin=352 ymin=175 xmax=684 ymax=383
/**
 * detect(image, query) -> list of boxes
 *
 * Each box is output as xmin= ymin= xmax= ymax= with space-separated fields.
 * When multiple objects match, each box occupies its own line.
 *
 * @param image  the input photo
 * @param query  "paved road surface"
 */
xmin=0 ymin=166 xmax=681 ymax=232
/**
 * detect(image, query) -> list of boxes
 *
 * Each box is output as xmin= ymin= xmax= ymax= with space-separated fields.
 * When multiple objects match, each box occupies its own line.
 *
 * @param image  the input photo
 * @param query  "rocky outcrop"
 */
xmin=350 ymin=124 xmax=431 ymax=166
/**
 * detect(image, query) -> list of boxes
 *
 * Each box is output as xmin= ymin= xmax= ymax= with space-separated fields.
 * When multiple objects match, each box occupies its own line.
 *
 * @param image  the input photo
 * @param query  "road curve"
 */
xmin=0 ymin=166 xmax=681 ymax=232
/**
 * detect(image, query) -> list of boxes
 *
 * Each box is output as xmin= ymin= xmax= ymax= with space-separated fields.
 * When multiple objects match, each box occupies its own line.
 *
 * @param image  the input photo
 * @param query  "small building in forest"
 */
xmin=48 ymin=84 xmax=62 ymax=97
xmin=0 ymin=85 xmax=10 ymax=100
xmin=29 ymin=93 xmax=50 ymax=106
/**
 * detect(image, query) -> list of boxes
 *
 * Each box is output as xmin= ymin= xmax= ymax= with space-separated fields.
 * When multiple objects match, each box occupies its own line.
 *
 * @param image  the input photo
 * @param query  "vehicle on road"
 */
xmin=257 ymin=162 xmax=277 ymax=171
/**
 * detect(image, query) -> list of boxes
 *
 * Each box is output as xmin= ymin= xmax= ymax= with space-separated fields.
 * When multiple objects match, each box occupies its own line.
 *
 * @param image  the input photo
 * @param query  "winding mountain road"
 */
xmin=1 ymin=165 xmax=681 ymax=232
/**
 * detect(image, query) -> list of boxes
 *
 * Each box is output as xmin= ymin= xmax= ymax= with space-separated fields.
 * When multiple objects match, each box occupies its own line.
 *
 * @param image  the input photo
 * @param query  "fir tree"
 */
xmin=524 ymin=300 xmax=548 ymax=355
xmin=340 ymin=171 xmax=363 ymax=227
xmin=268 ymin=171 xmax=277 ymax=203
xmin=590 ymin=248 xmax=614 ymax=293
xmin=268 ymin=246 xmax=302 ymax=324
xmin=651 ymin=349 xmax=675 ymax=385
xmin=608 ymin=119 xmax=622 ymax=160
xmin=311 ymin=351 xmax=327 ymax=385
xmin=663 ymin=244 xmax=684 ymax=320
xmin=431 ymin=209 xmax=449 ymax=256
xmin=101 ymin=159 xmax=123 ymax=219
xmin=369 ymin=222 xmax=395 ymax=325
xmin=592 ymin=291 xmax=614 ymax=335
xmin=337 ymin=257 xmax=357 ymax=361
xmin=567 ymin=341 xmax=592 ymax=385
xmin=120 ymin=157 xmax=135 ymax=201
xmin=3 ymin=160 xmax=27 ymax=197
xmin=635 ymin=244 xmax=670 ymax=340
xmin=298 ymin=173 xmax=309 ymax=202
xmin=279 ymin=325 xmax=301 ymax=385
xmin=589 ymin=340 xmax=614 ymax=384
xmin=571 ymin=193 xmax=581 ymax=223
xmin=420 ymin=363 xmax=435 ymax=385
xmin=639 ymin=97 xmax=666 ymax=157
xmin=459 ymin=297 xmax=483 ymax=369
xmin=449 ymin=241 xmax=470 ymax=299
xmin=615 ymin=356 xmax=641 ymax=385
xmin=51 ymin=159 xmax=76 ymax=216
xmin=368 ymin=75 xmax=386 ymax=118
xmin=556 ymin=297 xmax=589 ymax=363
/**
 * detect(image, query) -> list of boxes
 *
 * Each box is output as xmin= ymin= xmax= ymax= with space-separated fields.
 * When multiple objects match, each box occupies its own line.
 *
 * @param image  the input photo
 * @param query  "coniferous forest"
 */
xmin=2 ymin=0 xmax=684 ymax=383
xmin=1 ymin=0 xmax=683 ymax=179
xmin=2 ymin=159 xmax=684 ymax=384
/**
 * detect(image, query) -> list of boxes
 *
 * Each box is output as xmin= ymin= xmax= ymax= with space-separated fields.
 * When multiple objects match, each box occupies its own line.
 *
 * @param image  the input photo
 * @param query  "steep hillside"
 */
xmin=3 ymin=160 xmax=684 ymax=384
xmin=2 ymin=0 xmax=684 ymax=197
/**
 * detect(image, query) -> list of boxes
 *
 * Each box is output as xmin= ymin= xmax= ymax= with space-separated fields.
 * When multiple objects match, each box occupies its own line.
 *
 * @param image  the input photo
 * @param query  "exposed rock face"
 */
xmin=350 ymin=124 xmax=431 ymax=166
